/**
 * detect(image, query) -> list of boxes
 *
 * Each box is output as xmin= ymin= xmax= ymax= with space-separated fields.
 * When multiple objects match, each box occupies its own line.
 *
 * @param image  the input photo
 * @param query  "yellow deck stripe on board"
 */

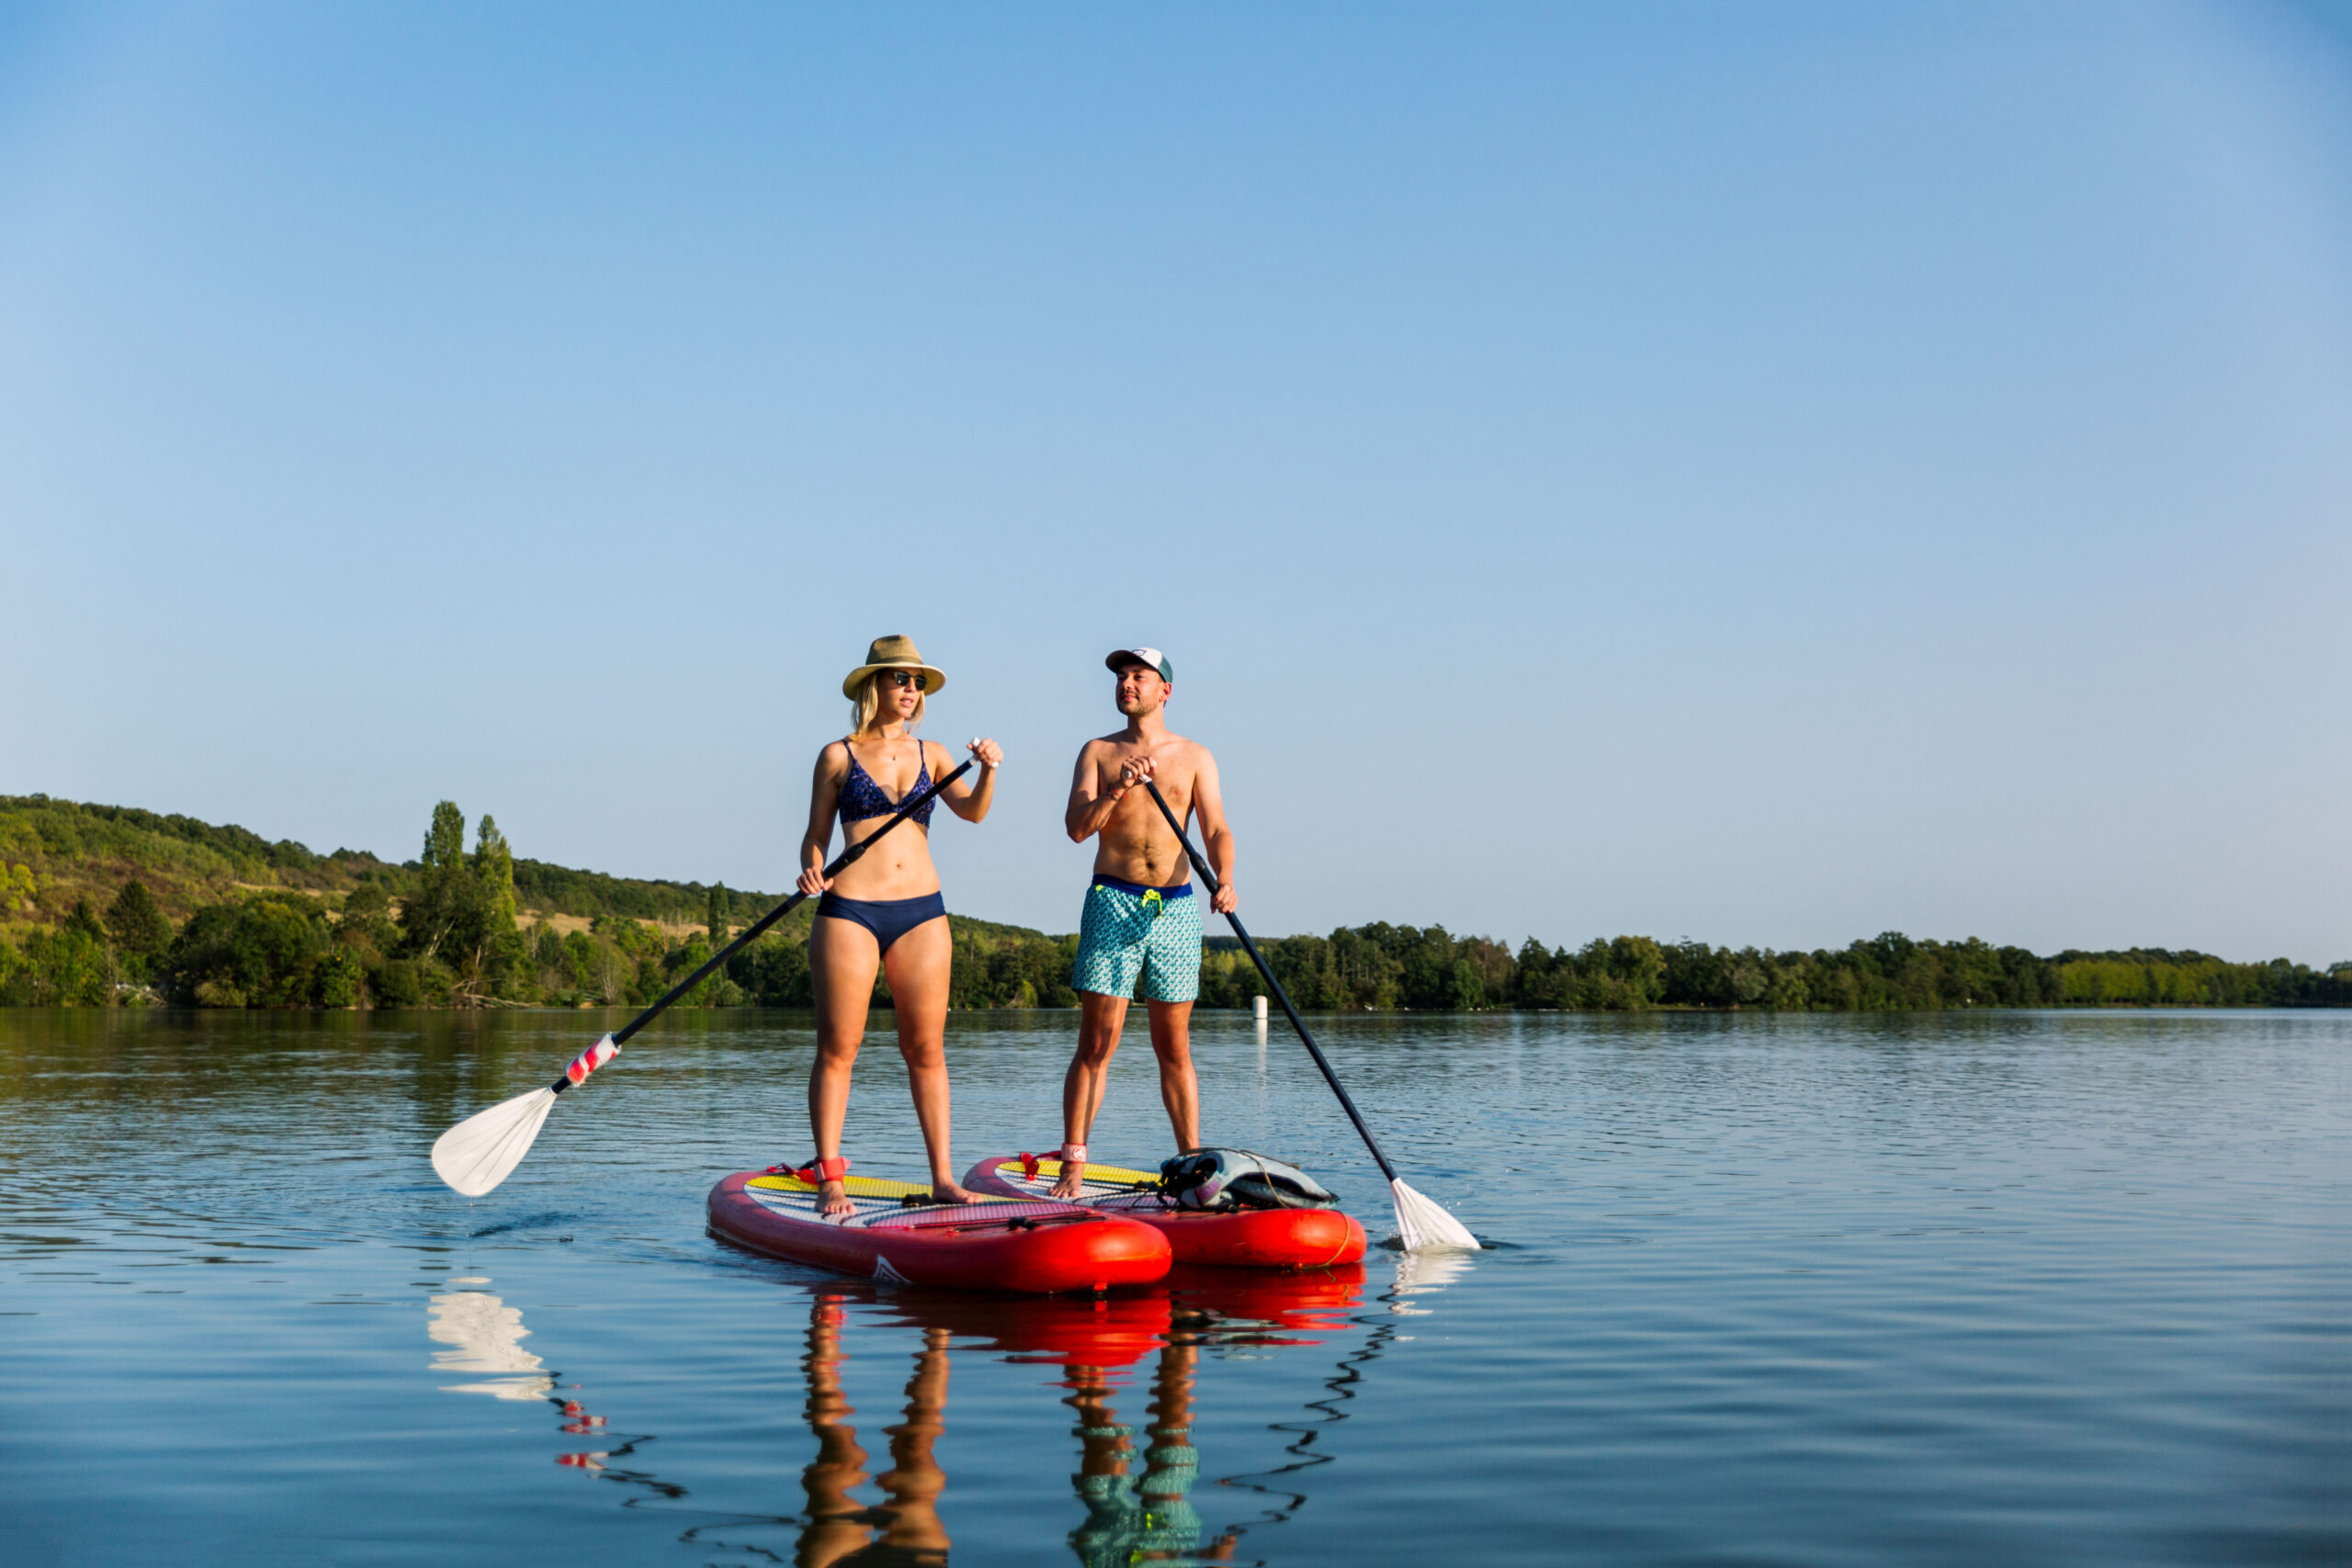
xmin=1001 ymin=1157 xmax=1157 ymax=1184
xmin=748 ymin=1173 xmax=931 ymax=1198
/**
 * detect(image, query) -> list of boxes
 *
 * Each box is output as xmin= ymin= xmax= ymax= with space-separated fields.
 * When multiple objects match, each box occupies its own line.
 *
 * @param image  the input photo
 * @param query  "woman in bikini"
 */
xmin=796 ymin=635 xmax=1002 ymax=1215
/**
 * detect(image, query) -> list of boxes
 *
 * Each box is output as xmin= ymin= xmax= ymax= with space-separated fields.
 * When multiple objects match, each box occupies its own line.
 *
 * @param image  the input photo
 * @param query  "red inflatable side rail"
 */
xmin=707 ymin=1171 xmax=1171 ymax=1294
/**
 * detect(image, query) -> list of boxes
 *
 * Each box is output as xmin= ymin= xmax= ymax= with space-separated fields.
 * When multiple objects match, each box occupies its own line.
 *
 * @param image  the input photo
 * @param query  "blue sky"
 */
xmin=4 ymin=3 xmax=2346 ymax=961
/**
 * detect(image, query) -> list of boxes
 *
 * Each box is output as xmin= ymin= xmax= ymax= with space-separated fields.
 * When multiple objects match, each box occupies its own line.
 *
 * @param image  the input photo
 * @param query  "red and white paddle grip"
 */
xmin=564 ymin=1034 xmax=619 ymax=1087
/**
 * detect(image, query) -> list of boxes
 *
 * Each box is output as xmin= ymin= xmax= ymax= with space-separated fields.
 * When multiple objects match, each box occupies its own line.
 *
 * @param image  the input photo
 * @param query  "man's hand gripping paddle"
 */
xmin=1140 ymin=780 xmax=1480 ymax=1251
xmin=430 ymin=761 xmax=975 ymax=1197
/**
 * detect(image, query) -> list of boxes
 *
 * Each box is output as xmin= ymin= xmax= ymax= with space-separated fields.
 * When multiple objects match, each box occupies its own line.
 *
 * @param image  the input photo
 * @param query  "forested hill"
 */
xmin=0 ymin=793 xmax=1092 ymax=1010
xmin=0 ymin=793 xmax=782 ymax=928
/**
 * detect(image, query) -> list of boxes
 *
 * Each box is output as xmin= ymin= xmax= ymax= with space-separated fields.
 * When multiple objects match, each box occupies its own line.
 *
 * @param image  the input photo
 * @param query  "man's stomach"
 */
xmin=1089 ymin=851 xmax=1192 ymax=890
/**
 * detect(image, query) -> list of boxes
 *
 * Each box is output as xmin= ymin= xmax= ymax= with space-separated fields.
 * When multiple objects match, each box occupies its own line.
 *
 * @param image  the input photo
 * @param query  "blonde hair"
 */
xmin=850 ymin=671 xmax=927 ymax=736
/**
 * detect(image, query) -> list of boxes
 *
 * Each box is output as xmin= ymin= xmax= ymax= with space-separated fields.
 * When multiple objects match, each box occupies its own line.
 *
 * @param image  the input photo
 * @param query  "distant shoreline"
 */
xmin=5 ymin=793 xmax=2346 ymax=1011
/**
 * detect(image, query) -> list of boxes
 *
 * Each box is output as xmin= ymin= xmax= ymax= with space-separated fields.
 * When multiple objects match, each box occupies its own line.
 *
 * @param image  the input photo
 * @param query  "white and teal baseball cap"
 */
xmin=1104 ymin=647 xmax=1173 ymax=682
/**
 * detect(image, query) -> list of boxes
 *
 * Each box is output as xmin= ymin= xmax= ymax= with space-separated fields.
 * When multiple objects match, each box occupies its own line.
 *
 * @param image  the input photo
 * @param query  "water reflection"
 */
xmin=425 ymin=1279 xmax=554 ymax=1400
xmin=799 ymin=1301 xmax=953 ymax=1566
xmin=424 ymin=1275 xmax=678 ymax=1495
xmin=425 ymin=1265 xmax=1395 ymax=1565
xmin=1387 ymin=1247 xmax=1474 ymax=1314
xmin=825 ymin=1269 xmax=1374 ymax=1565
xmin=1067 ymin=1331 xmax=1227 ymax=1565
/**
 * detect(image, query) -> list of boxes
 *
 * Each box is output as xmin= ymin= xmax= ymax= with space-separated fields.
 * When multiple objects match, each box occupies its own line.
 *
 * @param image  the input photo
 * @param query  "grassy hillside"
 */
xmin=0 ymin=795 xmax=388 ymax=928
xmin=0 ymin=794 xmax=788 ymax=933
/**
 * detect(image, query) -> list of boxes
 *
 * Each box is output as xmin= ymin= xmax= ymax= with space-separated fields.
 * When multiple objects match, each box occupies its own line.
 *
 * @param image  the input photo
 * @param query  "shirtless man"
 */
xmin=1052 ymin=647 xmax=1237 ymax=1198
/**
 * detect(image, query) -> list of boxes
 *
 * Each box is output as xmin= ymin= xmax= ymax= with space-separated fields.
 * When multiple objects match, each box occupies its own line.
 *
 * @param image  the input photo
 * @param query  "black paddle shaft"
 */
xmin=1140 ymin=779 xmax=1401 ymax=1183
xmin=551 ymin=759 xmax=976 ymax=1089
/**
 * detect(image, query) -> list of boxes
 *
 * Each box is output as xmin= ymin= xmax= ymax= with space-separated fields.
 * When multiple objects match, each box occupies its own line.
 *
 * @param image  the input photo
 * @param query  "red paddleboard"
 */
xmin=963 ymin=1154 xmax=1367 ymax=1269
xmin=707 ymin=1169 xmax=1170 ymax=1294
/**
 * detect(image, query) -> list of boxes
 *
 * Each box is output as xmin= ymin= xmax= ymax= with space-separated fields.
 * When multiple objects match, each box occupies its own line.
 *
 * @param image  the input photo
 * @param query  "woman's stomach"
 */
xmin=828 ymin=831 xmax=941 ymax=900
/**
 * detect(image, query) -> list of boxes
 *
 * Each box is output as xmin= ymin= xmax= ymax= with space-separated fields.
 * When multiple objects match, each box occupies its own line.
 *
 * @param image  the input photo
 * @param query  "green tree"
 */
xmin=424 ymin=799 xmax=465 ymax=868
xmin=62 ymin=897 xmax=107 ymax=947
xmin=105 ymin=879 xmax=174 ymax=979
xmin=560 ymin=929 xmax=597 ymax=993
xmin=318 ymin=946 xmax=365 ymax=1008
xmin=373 ymin=959 xmax=427 ymax=1006
xmin=707 ymin=883 xmax=730 ymax=949
xmin=167 ymin=894 xmax=330 ymax=1007
xmin=731 ymin=930 xmax=813 ymax=1005
xmin=335 ymin=882 xmax=400 ymax=957
xmin=395 ymin=804 xmax=528 ymax=1002
xmin=400 ymin=801 xmax=473 ymax=961
xmin=457 ymin=814 xmax=526 ymax=1001
xmin=660 ymin=928 xmax=744 ymax=1006
xmin=10 ymin=919 xmax=110 ymax=1005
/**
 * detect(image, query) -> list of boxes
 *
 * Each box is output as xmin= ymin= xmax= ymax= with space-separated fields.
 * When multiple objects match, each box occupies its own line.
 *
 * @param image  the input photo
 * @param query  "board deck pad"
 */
xmin=744 ymin=1172 xmax=1091 ymax=1231
xmin=982 ymin=1156 xmax=1175 ymax=1212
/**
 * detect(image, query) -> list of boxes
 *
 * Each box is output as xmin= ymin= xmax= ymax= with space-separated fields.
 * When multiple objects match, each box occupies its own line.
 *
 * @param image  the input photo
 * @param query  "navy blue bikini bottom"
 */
xmin=817 ymin=890 xmax=946 ymax=953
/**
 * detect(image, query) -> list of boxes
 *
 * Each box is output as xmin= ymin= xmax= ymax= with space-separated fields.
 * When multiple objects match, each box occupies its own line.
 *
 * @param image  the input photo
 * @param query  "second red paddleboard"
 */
xmin=963 ymin=1153 xmax=1367 ymax=1269
xmin=708 ymin=1169 xmax=1170 ymax=1293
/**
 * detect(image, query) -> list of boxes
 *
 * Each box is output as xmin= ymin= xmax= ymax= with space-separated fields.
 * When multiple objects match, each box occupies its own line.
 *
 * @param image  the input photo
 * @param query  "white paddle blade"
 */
xmin=432 ymin=1087 xmax=559 ymax=1197
xmin=1391 ymin=1177 xmax=1481 ymax=1251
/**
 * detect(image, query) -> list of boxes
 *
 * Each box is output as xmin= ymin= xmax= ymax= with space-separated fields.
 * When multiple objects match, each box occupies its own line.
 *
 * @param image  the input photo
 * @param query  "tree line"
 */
xmin=3 ymin=795 xmax=2345 ymax=1010
xmin=1199 ymin=926 xmax=2352 ymax=1011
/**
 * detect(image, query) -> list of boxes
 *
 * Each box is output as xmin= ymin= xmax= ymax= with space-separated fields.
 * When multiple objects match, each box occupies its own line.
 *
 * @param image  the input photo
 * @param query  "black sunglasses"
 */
xmin=886 ymin=670 xmax=928 ymax=692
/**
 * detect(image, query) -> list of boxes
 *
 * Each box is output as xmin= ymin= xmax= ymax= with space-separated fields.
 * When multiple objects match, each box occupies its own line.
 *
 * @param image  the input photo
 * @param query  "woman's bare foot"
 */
xmin=817 ymin=1178 xmax=855 ymax=1218
xmin=929 ymin=1180 xmax=983 ymax=1205
xmin=1048 ymin=1165 xmax=1086 ymax=1201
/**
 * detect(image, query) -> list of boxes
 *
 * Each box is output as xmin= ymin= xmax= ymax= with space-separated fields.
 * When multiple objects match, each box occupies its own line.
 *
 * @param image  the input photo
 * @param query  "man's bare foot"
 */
xmin=1048 ymin=1166 xmax=1086 ymax=1200
xmin=929 ymin=1180 xmax=983 ymax=1205
xmin=817 ymin=1179 xmax=854 ymax=1218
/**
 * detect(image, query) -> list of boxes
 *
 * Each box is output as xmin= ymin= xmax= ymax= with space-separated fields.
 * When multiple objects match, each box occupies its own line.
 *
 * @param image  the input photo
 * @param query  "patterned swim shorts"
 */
xmin=1070 ymin=875 xmax=1202 ymax=1004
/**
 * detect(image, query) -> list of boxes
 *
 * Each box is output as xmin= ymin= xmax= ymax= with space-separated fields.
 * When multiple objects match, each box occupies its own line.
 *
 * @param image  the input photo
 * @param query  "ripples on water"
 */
xmin=0 ymin=1009 xmax=2342 ymax=1566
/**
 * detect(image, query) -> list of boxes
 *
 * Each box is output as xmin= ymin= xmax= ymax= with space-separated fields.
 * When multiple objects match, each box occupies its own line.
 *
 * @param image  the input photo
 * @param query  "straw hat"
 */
xmin=842 ymin=634 xmax=947 ymax=699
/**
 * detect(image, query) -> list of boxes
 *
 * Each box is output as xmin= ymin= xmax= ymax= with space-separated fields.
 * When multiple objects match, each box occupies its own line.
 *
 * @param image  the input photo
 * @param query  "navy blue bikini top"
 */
xmin=838 ymin=739 xmax=934 ymax=828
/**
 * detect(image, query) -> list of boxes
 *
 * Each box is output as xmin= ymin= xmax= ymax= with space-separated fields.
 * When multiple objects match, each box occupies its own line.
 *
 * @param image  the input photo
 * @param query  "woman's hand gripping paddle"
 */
xmin=1140 ymin=780 xmax=1480 ymax=1251
xmin=430 ymin=761 xmax=975 ymax=1197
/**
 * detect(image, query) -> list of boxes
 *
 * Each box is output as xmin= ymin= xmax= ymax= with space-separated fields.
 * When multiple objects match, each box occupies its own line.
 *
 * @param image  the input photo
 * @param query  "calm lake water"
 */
xmin=1 ymin=1008 xmax=2343 ymax=1566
